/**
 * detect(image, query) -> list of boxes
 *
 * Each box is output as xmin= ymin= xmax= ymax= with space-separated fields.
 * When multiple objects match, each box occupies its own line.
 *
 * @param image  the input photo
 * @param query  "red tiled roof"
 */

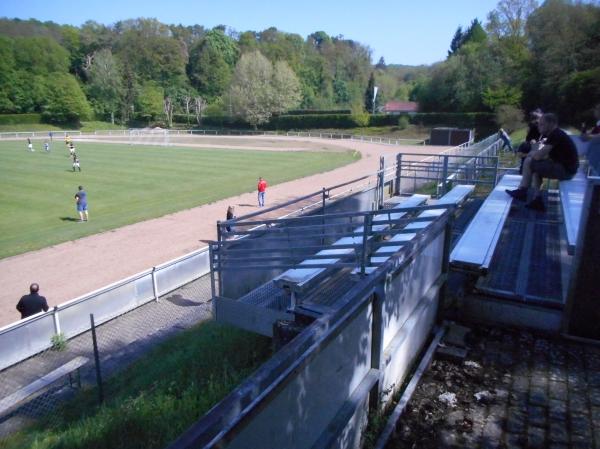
xmin=383 ymin=101 xmax=418 ymax=112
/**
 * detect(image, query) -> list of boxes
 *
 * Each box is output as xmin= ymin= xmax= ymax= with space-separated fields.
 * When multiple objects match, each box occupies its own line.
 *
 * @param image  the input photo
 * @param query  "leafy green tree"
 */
xmin=448 ymin=27 xmax=464 ymax=56
xmin=271 ymin=60 xmax=302 ymax=114
xmin=526 ymin=0 xmax=600 ymax=114
xmin=135 ymin=81 xmax=164 ymax=121
xmin=487 ymin=0 xmax=538 ymax=39
xmin=13 ymin=37 xmax=70 ymax=75
xmin=364 ymin=72 xmax=376 ymax=113
xmin=496 ymin=104 xmax=524 ymax=132
xmin=228 ymin=51 xmax=273 ymax=127
xmin=115 ymin=19 xmax=187 ymax=87
xmin=42 ymin=73 xmax=92 ymax=123
xmin=187 ymin=29 xmax=239 ymax=100
xmin=482 ymin=84 xmax=522 ymax=110
xmin=85 ymin=49 xmax=123 ymax=123
xmin=228 ymin=51 xmax=301 ymax=127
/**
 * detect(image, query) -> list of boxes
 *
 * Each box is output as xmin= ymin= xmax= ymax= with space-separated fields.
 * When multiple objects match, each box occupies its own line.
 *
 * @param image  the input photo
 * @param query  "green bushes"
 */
xmin=0 ymin=113 xmax=42 ymax=125
xmin=265 ymin=113 xmax=357 ymax=130
xmin=408 ymin=112 xmax=495 ymax=128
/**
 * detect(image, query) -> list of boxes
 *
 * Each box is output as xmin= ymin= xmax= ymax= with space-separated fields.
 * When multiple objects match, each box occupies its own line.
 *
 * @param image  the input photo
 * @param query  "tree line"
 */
xmin=0 ymin=0 xmax=598 ymax=128
xmin=414 ymin=0 xmax=600 ymax=126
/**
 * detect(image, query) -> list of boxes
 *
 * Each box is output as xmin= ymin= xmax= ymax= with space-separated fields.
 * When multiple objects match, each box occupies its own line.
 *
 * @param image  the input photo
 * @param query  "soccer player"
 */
xmin=44 ymin=140 xmax=50 ymax=152
xmin=27 ymin=137 xmax=34 ymax=152
xmin=72 ymin=153 xmax=81 ymax=172
xmin=74 ymin=185 xmax=88 ymax=222
xmin=69 ymin=143 xmax=76 ymax=156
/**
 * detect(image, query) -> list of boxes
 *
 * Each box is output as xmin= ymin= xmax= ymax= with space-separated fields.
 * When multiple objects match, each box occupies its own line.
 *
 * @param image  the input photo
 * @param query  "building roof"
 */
xmin=383 ymin=101 xmax=418 ymax=113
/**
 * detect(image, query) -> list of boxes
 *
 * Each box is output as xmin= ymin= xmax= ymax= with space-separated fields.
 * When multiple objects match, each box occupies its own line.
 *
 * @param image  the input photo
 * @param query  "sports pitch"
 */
xmin=0 ymin=140 xmax=359 ymax=259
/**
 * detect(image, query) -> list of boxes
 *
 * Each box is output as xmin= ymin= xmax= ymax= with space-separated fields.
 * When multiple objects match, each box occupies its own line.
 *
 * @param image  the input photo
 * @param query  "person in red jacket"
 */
xmin=257 ymin=177 xmax=267 ymax=207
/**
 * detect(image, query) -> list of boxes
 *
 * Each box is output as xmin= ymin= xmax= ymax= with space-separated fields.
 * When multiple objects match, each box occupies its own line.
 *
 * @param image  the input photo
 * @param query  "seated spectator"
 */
xmin=516 ymin=109 xmax=543 ymax=174
xmin=506 ymin=113 xmax=579 ymax=212
xmin=16 ymin=283 xmax=49 ymax=319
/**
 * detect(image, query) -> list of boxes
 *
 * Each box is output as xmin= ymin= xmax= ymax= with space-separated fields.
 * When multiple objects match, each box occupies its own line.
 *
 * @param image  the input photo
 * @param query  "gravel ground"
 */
xmin=386 ymin=326 xmax=600 ymax=449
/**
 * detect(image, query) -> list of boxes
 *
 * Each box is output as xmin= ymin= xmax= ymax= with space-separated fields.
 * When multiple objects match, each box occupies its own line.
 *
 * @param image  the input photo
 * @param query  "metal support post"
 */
xmin=52 ymin=306 xmax=61 ymax=335
xmin=216 ymin=222 xmax=223 ymax=297
xmin=439 ymin=212 xmax=455 ymax=312
xmin=90 ymin=314 xmax=104 ymax=404
xmin=151 ymin=267 xmax=159 ymax=301
xmin=360 ymin=214 xmax=373 ymax=275
xmin=441 ymin=155 xmax=449 ymax=197
xmin=395 ymin=154 xmax=403 ymax=195
xmin=209 ymin=245 xmax=216 ymax=299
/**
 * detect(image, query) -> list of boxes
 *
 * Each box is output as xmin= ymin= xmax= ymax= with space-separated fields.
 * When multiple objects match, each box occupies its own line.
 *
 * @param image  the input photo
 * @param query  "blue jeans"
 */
xmin=258 ymin=191 xmax=265 ymax=207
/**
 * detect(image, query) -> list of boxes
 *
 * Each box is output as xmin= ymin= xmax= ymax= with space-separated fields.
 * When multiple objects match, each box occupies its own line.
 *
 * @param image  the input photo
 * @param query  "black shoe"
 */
xmin=525 ymin=197 xmax=546 ymax=212
xmin=506 ymin=188 xmax=527 ymax=201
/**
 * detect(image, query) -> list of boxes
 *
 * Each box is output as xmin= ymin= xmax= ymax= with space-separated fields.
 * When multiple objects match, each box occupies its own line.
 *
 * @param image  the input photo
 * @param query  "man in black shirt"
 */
xmin=16 ymin=283 xmax=49 ymax=319
xmin=506 ymin=113 xmax=579 ymax=212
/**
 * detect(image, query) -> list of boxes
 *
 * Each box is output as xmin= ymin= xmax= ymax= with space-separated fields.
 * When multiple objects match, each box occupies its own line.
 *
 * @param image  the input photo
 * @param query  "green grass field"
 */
xmin=0 ymin=140 xmax=359 ymax=259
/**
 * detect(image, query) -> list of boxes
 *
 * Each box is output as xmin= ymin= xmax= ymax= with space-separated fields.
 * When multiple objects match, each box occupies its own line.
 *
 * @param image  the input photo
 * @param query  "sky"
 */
xmin=0 ymin=0 xmax=501 ymax=65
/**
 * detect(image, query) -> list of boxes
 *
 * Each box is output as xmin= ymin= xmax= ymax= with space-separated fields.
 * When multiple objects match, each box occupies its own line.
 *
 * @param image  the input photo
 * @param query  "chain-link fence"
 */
xmin=0 ymin=274 xmax=213 ymax=444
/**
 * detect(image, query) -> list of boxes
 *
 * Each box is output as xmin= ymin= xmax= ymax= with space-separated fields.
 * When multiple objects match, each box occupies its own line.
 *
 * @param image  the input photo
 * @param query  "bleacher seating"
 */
xmin=273 ymin=194 xmax=429 ymax=295
xmin=357 ymin=184 xmax=475 ymax=274
xmin=450 ymin=174 xmax=521 ymax=273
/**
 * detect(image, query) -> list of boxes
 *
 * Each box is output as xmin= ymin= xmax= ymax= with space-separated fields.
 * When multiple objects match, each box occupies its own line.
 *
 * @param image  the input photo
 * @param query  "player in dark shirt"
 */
xmin=506 ymin=113 xmax=578 ymax=212
xmin=16 ymin=283 xmax=49 ymax=319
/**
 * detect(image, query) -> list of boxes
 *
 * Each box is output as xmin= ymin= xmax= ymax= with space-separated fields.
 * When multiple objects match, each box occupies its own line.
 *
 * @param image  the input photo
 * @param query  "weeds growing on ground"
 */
xmin=2 ymin=321 xmax=271 ymax=449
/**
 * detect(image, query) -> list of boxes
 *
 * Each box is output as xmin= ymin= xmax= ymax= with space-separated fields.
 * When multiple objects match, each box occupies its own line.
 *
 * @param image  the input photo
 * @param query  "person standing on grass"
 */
xmin=72 ymin=153 xmax=81 ymax=172
xmin=48 ymin=131 xmax=53 ymax=142
xmin=75 ymin=185 xmax=89 ymax=222
xmin=16 ymin=283 xmax=49 ymax=319
xmin=44 ymin=140 xmax=50 ymax=152
xmin=27 ymin=137 xmax=33 ymax=152
xmin=257 ymin=177 xmax=267 ymax=207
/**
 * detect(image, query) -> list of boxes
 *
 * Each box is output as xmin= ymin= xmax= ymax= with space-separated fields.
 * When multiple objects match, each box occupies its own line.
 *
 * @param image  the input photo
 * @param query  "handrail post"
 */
xmin=52 ymin=306 xmax=61 ymax=335
xmin=360 ymin=214 xmax=373 ymax=275
xmin=442 ymin=155 xmax=449 ymax=197
xmin=90 ymin=314 xmax=104 ymax=404
xmin=217 ymin=221 xmax=223 ymax=297
xmin=151 ymin=267 xmax=159 ymax=301
xmin=394 ymin=153 xmax=403 ymax=195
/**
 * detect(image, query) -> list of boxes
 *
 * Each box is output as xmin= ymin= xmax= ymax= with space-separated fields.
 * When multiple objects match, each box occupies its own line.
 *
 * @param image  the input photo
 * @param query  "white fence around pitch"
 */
xmin=0 ymin=129 xmax=427 ymax=146
xmin=0 ymin=247 xmax=210 ymax=372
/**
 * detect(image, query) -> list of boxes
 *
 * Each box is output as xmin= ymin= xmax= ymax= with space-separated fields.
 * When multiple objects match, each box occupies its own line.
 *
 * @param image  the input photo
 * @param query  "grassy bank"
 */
xmin=2 ymin=321 xmax=272 ymax=449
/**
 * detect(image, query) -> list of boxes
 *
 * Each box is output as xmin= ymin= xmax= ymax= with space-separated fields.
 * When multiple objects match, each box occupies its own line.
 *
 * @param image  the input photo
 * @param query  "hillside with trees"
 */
xmin=0 ymin=0 xmax=598 ymax=128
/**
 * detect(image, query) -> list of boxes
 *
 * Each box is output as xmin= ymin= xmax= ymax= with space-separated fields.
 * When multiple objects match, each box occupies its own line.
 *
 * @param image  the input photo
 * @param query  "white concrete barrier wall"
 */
xmin=226 ymin=302 xmax=374 ymax=449
xmin=0 ymin=247 xmax=210 ymax=372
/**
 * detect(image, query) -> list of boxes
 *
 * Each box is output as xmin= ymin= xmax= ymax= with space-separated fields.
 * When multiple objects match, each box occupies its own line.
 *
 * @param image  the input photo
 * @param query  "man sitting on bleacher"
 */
xmin=506 ymin=113 xmax=579 ymax=212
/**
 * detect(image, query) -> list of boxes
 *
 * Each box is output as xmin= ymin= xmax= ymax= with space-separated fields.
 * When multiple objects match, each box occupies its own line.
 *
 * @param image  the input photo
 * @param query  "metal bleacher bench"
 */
xmin=355 ymin=184 xmax=475 ymax=275
xmin=450 ymin=174 xmax=521 ymax=273
xmin=273 ymin=194 xmax=430 ymax=297
xmin=559 ymin=169 xmax=587 ymax=255
xmin=0 ymin=356 xmax=89 ymax=416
